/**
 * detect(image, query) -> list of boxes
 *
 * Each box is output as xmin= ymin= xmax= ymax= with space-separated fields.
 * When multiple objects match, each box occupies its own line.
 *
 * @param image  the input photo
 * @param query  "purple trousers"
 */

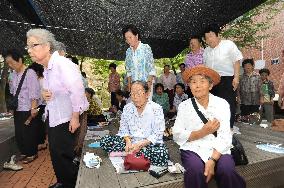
xmin=181 ymin=150 xmax=246 ymax=188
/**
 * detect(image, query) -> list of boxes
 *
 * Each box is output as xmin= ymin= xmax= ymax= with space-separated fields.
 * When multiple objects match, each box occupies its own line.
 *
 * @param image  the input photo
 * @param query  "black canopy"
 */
xmin=0 ymin=0 xmax=264 ymax=60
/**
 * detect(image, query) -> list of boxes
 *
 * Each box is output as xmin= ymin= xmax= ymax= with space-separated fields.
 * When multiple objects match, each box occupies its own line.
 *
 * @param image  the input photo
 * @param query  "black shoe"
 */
xmin=49 ymin=182 xmax=63 ymax=188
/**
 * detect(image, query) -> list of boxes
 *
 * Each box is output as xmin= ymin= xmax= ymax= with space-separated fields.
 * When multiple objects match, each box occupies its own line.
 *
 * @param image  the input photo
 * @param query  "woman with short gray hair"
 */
xmin=26 ymin=28 xmax=89 ymax=188
xmin=26 ymin=29 xmax=57 ymax=53
xmin=55 ymin=41 xmax=66 ymax=56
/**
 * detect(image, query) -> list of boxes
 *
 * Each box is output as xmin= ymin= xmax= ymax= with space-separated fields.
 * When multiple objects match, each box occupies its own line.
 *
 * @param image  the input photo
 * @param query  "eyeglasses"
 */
xmin=25 ymin=43 xmax=44 ymax=50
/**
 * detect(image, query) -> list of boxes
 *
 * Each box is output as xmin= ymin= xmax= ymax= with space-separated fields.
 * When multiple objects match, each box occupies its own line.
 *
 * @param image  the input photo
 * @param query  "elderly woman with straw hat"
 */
xmin=172 ymin=66 xmax=245 ymax=188
xmin=26 ymin=28 xmax=89 ymax=188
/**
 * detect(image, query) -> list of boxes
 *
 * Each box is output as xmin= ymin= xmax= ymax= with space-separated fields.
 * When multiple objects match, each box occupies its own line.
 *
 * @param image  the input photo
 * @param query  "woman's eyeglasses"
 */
xmin=25 ymin=43 xmax=44 ymax=50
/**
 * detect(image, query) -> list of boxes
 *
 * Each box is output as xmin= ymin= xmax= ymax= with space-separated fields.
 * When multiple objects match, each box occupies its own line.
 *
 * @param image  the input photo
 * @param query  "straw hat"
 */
xmin=182 ymin=65 xmax=221 ymax=86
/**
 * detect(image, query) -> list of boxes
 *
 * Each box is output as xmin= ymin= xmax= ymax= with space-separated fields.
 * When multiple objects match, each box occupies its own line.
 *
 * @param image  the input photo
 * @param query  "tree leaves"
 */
xmin=221 ymin=0 xmax=283 ymax=49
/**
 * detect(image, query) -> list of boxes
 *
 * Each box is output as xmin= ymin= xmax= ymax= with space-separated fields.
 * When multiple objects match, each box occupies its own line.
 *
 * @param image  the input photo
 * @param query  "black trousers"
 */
xmin=14 ymin=111 xmax=38 ymax=156
xmin=37 ymin=105 xmax=46 ymax=145
xmin=211 ymin=76 xmax=236 ymax=128
xmin=164 ymin=89 xmax=174 ymax=109
xmin=87 ymin=114 xmax=106 ymax=125
xmin=48 ymin=122 xmax=78 ymax=188
xmin=110 ymin=92 xmax=118 ymax=106
xmin=240 ymin=104 xmax=260 ymax=116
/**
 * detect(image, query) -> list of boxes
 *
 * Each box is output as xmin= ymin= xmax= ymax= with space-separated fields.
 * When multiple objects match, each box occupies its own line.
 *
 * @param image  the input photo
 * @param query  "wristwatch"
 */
xmin=208 ymin=156 xmax=217 ymax=163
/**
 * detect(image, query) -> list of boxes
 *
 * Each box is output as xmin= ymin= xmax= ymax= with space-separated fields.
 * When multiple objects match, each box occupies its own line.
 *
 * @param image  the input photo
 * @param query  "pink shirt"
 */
xmin=184 ymin=48 xmax=204 ymax=68
xmin=159 ymin=73 xmax=177 ymax=90
xmin=42 ymin=51 xmax=89 ymax=127
xmin=10 ymin=69 xmax=41 ymax=111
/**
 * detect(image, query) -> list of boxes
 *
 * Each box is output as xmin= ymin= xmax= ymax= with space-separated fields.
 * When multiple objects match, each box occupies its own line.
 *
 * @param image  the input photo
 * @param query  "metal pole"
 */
xmin=261 ymin=38 xmax=264 ymax=60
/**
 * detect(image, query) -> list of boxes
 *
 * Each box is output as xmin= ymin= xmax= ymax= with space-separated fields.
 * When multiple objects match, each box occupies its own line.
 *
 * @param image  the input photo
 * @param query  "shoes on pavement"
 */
xmin=49 ymin=182 xmax=64 ymax=188
xmin=22 ymin=154 xmax=38 ymax=164
xmin=3 ymin=155 xmax=23 ymax=171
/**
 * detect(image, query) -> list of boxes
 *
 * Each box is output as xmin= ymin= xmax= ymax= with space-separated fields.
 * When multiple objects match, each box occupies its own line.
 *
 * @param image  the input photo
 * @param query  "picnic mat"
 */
xmin=85 ymin=130 xmax=110 ymax=141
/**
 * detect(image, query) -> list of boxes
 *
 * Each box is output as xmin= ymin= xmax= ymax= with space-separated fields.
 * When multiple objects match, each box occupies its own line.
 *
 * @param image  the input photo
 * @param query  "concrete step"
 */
xmin=0 ymin=119 xmax=18 ymax=171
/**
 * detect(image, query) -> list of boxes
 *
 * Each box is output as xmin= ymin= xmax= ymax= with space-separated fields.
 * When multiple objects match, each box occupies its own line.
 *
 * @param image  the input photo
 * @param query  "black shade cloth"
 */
xmin=0 ymin=0 xmax=264 ymax=60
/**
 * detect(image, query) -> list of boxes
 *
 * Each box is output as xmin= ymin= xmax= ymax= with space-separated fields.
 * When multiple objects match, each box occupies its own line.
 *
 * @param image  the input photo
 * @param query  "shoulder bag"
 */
xmin=7 ymin=69 xmax=28 ymax=111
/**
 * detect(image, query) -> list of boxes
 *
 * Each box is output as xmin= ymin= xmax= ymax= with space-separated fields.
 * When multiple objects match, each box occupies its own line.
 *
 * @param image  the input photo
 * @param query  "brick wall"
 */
xmin=241 ymin=2 xmax=284 ymax=90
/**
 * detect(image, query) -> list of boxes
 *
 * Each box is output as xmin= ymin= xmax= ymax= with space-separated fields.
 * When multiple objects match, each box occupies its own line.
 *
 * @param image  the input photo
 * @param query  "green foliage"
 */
xmin=23 ymin=56 xmax=34 ymax=65
xmin=154 ymin=48 xmax=188 ymax=75
xmin=79 ymin=57 xmax=125 ymax=108
xmin=170 ymin=48 xmax=189 ymax=69
xmin=221 ymin=0 xmax=283 ymax=49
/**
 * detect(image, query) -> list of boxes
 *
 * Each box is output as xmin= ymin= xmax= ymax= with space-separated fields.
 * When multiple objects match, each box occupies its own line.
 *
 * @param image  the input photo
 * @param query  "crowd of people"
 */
xmin=2 ymin=23 xmax=284 ymax=188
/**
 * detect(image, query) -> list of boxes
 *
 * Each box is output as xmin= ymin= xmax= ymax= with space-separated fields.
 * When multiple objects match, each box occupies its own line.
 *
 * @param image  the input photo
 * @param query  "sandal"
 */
xmin=23 ymin=154 xmax=38 ymax=164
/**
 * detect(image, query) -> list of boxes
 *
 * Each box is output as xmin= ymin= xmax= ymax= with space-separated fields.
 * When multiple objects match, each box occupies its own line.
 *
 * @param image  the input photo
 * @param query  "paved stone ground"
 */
xmin=0 ymin=148 xmax=56 ymax=188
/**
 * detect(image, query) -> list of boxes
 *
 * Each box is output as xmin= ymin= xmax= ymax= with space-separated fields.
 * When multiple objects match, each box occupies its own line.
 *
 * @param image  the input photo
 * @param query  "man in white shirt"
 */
xmin=172 ymin=66 xmax=245 ymax=188
xmin=203 ymin=24 xmax=243 ymax=129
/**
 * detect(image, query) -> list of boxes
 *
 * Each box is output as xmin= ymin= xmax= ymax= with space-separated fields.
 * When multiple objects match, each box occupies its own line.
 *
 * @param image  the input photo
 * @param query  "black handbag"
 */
xmin=191 ymin=98 xmax=248 ymax=166
xmin=7 ymin=69 xmax=28 ymax=111
xmin=231 ymin=134 xmax=248 ymax=165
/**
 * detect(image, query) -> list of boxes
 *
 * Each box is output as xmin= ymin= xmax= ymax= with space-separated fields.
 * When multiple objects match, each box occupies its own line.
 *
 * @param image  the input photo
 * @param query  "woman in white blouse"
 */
xmin=101 ymin=81 xmax=168 ymax=166
xmin=172 ymin=66 xmax=245 ymax=188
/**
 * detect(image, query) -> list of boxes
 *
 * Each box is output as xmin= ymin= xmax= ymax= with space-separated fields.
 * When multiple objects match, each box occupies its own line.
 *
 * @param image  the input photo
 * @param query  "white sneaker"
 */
xmin=3 ymin=162 xmax=23 ymax=171
xmin=3 ymin=155 xmax=23 ymax=171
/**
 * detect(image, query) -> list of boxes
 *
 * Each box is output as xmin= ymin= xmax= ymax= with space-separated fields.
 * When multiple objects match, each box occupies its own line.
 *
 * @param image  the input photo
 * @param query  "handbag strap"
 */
xmin=14 ymin=68 xmax=28 ymax=98
xmin=191 ymin=98 xmax=217 ymax=137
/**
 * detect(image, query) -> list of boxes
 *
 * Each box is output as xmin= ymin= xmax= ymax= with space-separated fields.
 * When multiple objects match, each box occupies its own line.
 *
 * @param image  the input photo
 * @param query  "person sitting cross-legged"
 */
xmin=167 ymin=83 xmax=188 ymax=119
xmin=100 ymin=81 xmax=169 ymax=166
xmin=85 ymin=88 xmax=106 ymax=126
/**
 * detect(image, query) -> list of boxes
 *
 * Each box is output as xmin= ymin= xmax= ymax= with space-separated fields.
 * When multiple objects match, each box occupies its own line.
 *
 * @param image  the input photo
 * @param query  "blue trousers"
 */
xmin=181 ymin=150 xmax=246 ymax=188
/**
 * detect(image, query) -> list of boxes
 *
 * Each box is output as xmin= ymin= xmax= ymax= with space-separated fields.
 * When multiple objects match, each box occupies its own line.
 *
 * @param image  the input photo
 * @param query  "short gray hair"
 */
xmin=131 ymin=81 xmax=149 ymax=93
xmin=26 ymin=28 xmax=57 ymax=53
xmin=55 ymin=41 xmax=66 ymax=52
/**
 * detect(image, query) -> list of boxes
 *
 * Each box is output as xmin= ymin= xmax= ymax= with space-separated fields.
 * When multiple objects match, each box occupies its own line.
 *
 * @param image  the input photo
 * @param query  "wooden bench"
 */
xmin=76 ymin=121 xmax=284 ymax=188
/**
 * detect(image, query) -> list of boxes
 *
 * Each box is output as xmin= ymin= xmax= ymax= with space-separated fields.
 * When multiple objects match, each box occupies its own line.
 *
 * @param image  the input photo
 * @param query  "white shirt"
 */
xmin=117 ymin=100 xmax=165 ymax=145
xmin=159 ymin=72 xmax=177 ymax=90
xmin=172 ymin=94 xmax=232 ymax=162
xmin=203 ymin=40 xmax=243 ymax=76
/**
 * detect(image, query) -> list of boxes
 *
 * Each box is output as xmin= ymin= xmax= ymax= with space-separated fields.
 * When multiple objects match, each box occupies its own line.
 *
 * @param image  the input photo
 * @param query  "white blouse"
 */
xmin=172 ymin=94 xmax=232 ymax=162
xmin=117 ymin=100 xmax=165 ymax=145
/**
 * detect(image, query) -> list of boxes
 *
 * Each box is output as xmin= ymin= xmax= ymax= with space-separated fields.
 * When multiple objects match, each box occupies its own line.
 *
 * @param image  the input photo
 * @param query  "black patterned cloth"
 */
xmin=100 ymin=135 xmax=169 ymax=166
